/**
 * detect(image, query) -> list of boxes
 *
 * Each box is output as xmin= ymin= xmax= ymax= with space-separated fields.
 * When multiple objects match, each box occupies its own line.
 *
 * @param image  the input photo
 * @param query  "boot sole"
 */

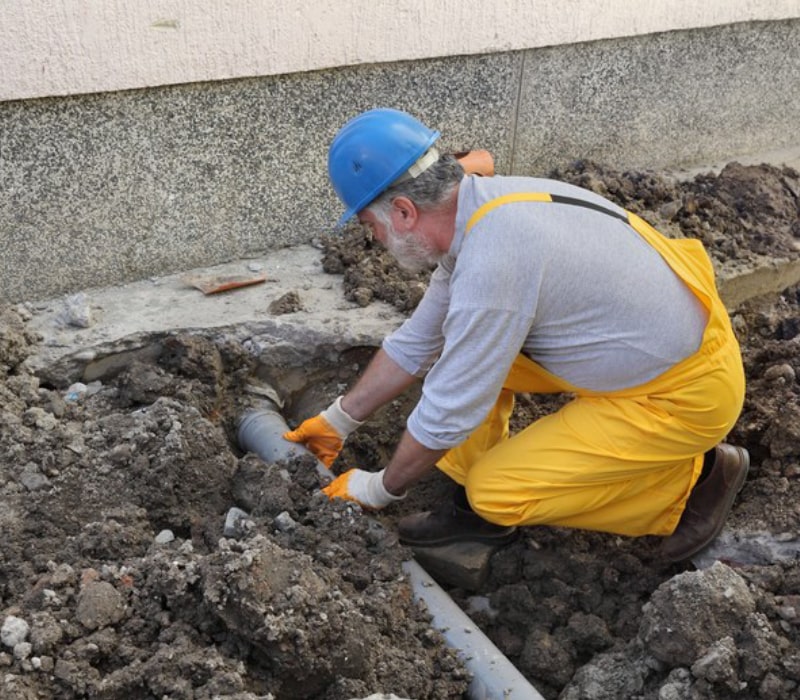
xmin=664 ymin=446 xmax=750 ymax=562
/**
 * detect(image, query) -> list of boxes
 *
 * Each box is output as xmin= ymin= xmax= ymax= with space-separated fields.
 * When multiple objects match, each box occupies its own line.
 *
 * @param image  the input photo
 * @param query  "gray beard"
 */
xmin=385 ymin=226 xmax=443 ymax=273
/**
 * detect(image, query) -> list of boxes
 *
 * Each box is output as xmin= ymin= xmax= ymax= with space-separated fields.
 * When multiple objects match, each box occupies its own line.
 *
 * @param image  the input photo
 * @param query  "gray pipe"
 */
xmin=237 ymin=399 xmax=544 ymax=698
xmin=403 ymin=560 xmax=545 ymax=700
xmin=237 ymin=401 xmax=333 ymax=484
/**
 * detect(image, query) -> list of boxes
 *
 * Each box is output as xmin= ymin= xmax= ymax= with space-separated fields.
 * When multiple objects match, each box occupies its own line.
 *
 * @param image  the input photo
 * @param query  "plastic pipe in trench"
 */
xmin=237 ymin=402 xmax=545 ymax=700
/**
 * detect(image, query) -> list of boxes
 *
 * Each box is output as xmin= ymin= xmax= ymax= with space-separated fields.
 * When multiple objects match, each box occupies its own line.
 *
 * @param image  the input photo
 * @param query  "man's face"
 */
xmin=358 ymin=207 xmax=443 ymax=273
xmin=357 ymin=209 xmax=388 ymax=245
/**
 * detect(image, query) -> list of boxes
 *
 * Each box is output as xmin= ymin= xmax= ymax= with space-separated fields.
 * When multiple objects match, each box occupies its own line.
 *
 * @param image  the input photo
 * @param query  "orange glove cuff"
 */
xmin=283 ymin=414 xmax=343 ymax=468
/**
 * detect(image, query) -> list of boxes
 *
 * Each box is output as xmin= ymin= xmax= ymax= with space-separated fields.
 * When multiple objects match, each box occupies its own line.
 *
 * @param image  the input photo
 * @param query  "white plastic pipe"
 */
xmin=237 ymin=402 xmax=333 ymax=484
xmin=403 ymin=560 xmax=545 ymax=700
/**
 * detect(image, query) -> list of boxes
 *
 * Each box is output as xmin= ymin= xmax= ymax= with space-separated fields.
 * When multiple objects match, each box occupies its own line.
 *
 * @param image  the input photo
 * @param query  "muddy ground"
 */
xmin=1 ymin=161 xmax=800 ymax=699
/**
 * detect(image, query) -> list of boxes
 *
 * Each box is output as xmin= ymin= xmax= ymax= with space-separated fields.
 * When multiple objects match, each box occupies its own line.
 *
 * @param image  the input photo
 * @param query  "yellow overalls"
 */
xmin=436 ymin=195 xmax=745 ymax=537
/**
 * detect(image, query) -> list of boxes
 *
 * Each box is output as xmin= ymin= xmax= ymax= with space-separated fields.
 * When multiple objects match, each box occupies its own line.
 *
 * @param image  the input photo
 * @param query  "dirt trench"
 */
xmin=1 ymin=161 xmax=800 ymax=699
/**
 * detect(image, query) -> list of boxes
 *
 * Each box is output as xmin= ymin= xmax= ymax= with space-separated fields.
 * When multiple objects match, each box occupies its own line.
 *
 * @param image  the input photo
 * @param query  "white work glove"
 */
xmin=322 ymin=468 xmax=406 ymax=511
xmin=284 ymin=396 xmax=363 ymax=467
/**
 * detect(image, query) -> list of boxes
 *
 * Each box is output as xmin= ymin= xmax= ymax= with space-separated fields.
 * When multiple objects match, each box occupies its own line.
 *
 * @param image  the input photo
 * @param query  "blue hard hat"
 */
xmin=328 ymin=108 xmax=440 ymax=227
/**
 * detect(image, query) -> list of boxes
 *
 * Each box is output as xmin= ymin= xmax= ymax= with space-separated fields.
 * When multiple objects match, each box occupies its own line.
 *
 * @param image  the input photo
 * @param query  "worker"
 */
xmin=284 ymin=107 xmax=749 ymax=562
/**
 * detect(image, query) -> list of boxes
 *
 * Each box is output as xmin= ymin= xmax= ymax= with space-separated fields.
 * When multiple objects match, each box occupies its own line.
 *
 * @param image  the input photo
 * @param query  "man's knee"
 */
xmin=465 ymin=480 xmax=528 ymax=527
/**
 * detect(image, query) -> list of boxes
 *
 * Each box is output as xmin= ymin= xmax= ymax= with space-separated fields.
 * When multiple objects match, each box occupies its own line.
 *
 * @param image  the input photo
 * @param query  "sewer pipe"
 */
xmin=403 ymin=560 xmax=546 ymax=700
xmin=237 ymin=401 xmax=333 ymax=484
xmin=236 ymin=396 xmax=545 ymax=700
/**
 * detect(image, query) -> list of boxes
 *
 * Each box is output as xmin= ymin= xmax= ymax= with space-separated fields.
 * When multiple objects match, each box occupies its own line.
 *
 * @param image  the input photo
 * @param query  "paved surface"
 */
xmin=23 ymin=244 xmax=404 ymax=382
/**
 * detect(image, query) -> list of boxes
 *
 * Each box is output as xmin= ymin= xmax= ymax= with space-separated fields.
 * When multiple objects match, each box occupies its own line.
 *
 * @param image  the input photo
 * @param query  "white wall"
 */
xmin=2 ymin=0 xmax=799 ymax=102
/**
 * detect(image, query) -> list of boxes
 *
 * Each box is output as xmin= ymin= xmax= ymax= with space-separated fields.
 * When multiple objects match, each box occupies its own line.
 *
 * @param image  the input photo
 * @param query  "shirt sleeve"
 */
xmin=382 ymin=259 xmax=453 ymax=377
xmin=405 ymin=305 xmax=534 ymax=449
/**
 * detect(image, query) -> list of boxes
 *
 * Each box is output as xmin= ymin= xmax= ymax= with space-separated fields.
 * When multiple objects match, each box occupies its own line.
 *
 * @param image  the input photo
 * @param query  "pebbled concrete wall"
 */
xmin=2 ymin=19 xmax=799 ymax=303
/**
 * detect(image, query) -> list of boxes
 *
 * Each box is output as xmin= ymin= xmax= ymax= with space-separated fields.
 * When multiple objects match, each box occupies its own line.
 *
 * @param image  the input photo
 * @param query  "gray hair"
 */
xmin=367 ymin=153 xmax=464 ymax=218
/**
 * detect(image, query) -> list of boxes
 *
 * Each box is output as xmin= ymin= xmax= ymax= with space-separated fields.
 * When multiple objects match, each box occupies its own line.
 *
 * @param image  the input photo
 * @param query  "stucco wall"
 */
xmin=2 ymin=0 xmax=800 ymax=101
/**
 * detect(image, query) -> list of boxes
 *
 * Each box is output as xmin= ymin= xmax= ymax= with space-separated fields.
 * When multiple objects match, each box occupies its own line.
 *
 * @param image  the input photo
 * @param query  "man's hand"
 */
xmin=283 ymin=397 xmax=363 ymax=467
xmin=322 ymin=468 xmax=406 ymax=510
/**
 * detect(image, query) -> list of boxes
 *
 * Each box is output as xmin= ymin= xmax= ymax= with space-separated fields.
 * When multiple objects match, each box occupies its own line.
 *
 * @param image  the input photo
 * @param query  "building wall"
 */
xmin=3 ymin=0 xmax=798 ymax=101
xmin=1 ymin=9 xmax=799 ymax=303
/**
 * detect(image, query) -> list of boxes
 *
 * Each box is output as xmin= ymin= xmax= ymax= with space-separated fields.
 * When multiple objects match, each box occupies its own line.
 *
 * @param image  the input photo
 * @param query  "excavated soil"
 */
xmin=2 ymin=161 xmax=800 ymax=699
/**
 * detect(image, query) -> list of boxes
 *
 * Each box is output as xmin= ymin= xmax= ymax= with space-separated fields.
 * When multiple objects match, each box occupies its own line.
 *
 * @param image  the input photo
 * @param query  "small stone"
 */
xmin=13 ymin=642 xmax=31 ymax=661
xmin=49 ymin=563 xmax=76 ymax=586
xmin=37 ymin=656 xmax=55 ymax=673
xmin=57 ymin=292 xmax=93 ymax=328
xmin=224 ymin=507 xmax=252 ymax=538
xmin=274 ymin=511 xmax=297 ymax=532
xmin=155 ymin=530 xmax=175 ymax=545
xmin=23 ymin=409 xmax=58 ymax=430
xmin=268 ymin=290 xmax=304 ymax=315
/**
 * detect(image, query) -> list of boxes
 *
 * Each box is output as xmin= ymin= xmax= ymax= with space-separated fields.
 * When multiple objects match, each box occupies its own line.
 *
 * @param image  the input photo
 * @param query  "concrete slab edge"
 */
xmin=718 ymin=257 xmax=800 ymax=310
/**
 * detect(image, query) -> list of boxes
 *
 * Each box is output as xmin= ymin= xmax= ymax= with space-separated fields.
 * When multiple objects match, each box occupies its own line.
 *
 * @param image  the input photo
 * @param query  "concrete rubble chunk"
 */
xmin=56 ymin=293 xmax=93 ymax=329
xmin=638 ymin=561 xmax=755 ymax=667
xmin=1 ymin=616 xmax=29 ymax=648
xmin=75 ymin=581 xmax=126 ymax=631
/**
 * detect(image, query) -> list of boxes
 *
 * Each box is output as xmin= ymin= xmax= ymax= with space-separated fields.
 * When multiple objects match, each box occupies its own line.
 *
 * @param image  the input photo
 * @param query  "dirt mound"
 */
xmin=0 ymin=321 xmax=467 ymax=699
xmin=2 ymin=162 xmax=800 ymax=699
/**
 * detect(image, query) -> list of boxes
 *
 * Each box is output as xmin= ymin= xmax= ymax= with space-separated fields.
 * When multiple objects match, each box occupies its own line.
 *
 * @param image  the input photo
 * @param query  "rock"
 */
xmin=1 ymin=616 xmax=29 ymax=648
xmin=738 ymin=612 xmax=784 ymax=681
xmin=75 ymin=582 xmax=126 ymax=630
xmin=690 ymin=636 xmax=739 ymax=690
xmin=19 ymin=463 xmax=50 ymax=491
xmin=22 ymin=408 xmax=57 ymax=430
xmin=56 ymin=293 xmax=93 ymax=329
xmin=273 ymin=511 xmax=297 ymax=532
xmin=13 ymin=642 xmax=32 ymax=661
xmin=155 ymin=529 xmax=175 ymax=544
xmin=224 ymin=507 xmax=252 ymax=538
xmin=638 ymin=561 xmax=755 ymax=666
xmin=29 ymin=613 xmax=63 ymax=655
xmin=268 ymin=291 xmax=304 ymax=315
xmin=560 ymin=651 xmax=644 ymax=699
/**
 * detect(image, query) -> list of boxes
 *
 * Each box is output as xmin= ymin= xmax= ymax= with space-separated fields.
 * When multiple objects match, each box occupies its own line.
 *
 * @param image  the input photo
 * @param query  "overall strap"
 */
xmin=465 ymin=191 xmax=629 ymax=234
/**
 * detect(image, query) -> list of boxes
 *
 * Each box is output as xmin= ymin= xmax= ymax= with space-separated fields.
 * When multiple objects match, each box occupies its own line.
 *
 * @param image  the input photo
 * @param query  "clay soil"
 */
xmin=2 ymin=161 xmax=800 ymax=699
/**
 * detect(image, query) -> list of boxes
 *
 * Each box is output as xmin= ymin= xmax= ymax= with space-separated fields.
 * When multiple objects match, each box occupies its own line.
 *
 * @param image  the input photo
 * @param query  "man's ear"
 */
xmin=390 ymin=196 xmax=418 ymax=231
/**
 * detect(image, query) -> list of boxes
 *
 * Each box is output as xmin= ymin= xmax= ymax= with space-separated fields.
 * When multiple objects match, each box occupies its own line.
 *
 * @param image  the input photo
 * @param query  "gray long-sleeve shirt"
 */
xmin=382 ymin=176 xmax=709 ymax=451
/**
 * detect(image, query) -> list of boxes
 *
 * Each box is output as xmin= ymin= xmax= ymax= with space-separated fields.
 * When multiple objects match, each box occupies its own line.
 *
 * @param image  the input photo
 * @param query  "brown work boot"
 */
xmin=397 ymin=487 xmax=518 ymax=548
xmin=661 ymin=443 xmax=750 ymax=562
